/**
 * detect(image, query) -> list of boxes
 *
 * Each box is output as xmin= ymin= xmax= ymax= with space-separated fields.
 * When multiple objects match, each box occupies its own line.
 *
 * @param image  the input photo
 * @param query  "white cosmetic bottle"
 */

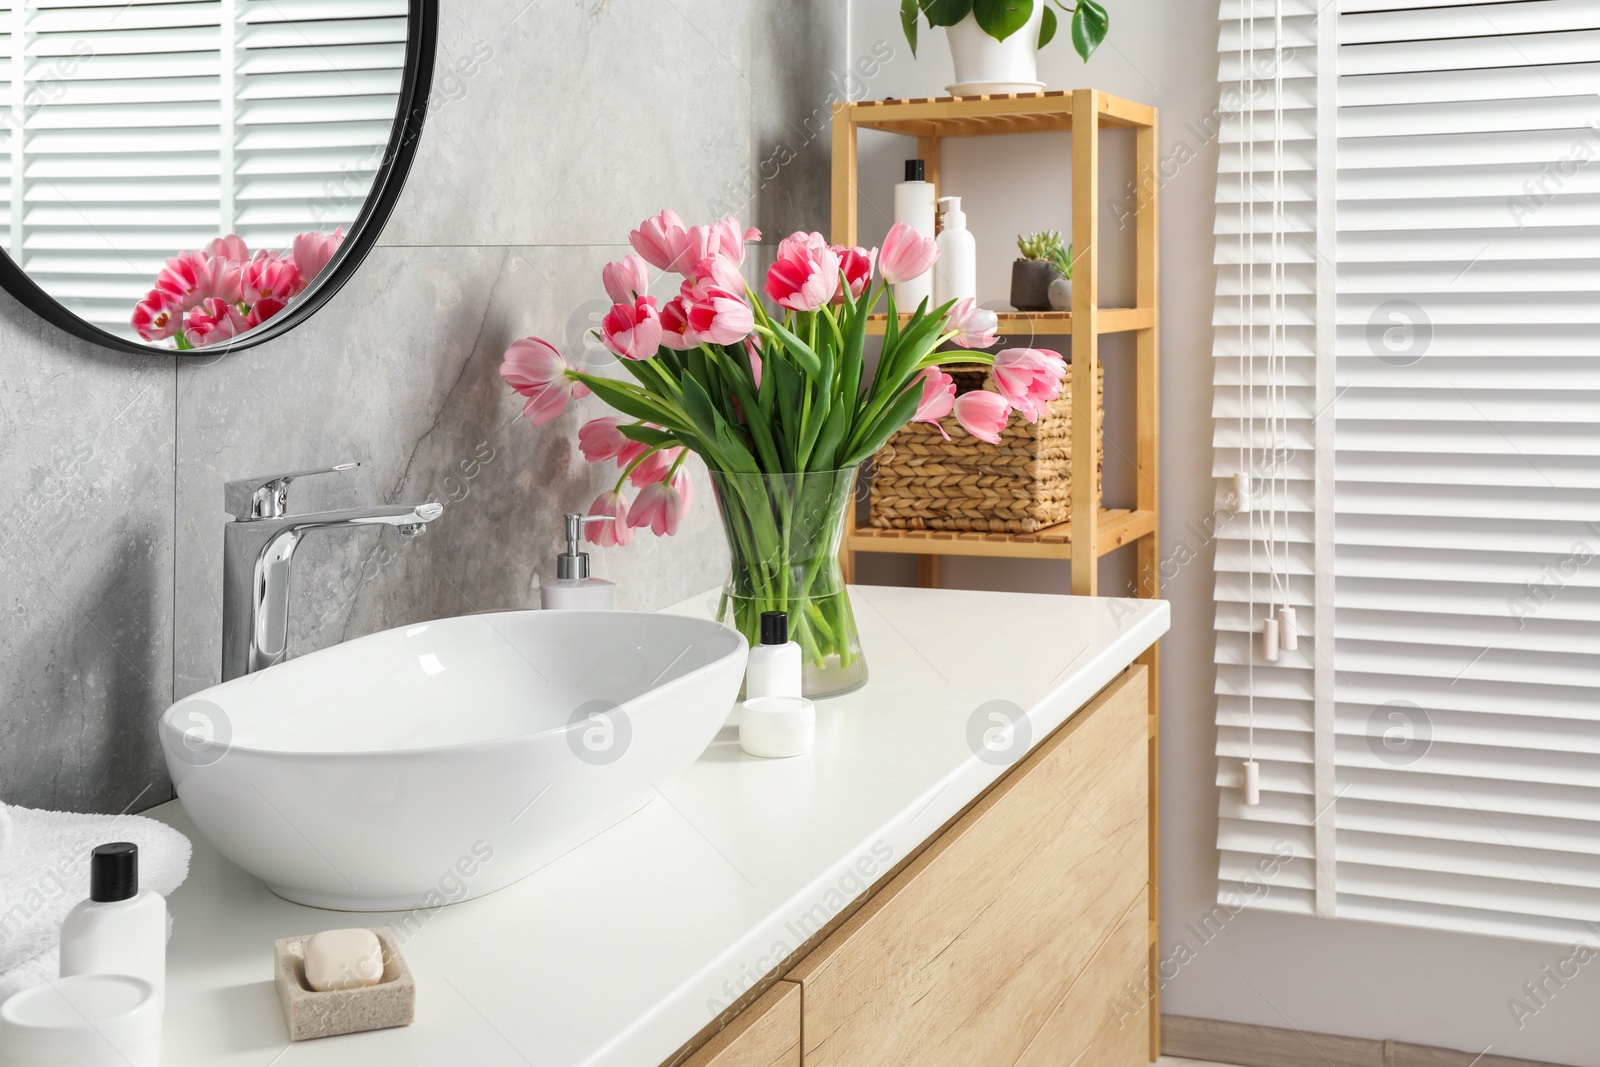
xmin=745 ymin=611 xmax=802 ymax=699
xmin=934 ymin=196 xmax=976 ymax=306
xmin=58 ymin=843 xmax=168 ymax=1005
xmin=540 ymin=513 xmax=616 ymax=610
xmin=892 ymin=159 xmax=936 ymax=313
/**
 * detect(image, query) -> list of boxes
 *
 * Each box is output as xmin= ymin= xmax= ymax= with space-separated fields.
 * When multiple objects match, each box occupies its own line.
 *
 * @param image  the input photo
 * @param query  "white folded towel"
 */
xmin=0 ymin=803 xmax=191 ymax=1004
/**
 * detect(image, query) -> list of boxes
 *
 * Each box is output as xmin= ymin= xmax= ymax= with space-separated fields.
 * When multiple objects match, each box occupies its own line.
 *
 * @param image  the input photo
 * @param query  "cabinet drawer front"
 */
xmin=683 ymin=981 xmax=801 ymax=1067
xmin=790 ymin=666 xmax=1149 ymax=1067
xmin=1016 ymin=890 xmax=1150 ymax=1067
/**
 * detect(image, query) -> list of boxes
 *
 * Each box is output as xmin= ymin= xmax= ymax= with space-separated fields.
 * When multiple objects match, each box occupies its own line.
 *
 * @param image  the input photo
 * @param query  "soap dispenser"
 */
xmin=540 ymin=513 xmax=616 ymax=610
xmin=934 ymin=196 xmax=976 ymax=307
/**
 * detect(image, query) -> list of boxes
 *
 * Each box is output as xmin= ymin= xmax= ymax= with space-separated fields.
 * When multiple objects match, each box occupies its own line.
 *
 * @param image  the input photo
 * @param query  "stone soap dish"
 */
xmin=274 ymin=927 xmax=415 ymax=1041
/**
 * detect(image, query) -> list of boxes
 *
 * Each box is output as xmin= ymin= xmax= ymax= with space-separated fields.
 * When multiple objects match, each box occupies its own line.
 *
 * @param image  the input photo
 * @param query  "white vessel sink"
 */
xmin=160 ymin=611 xmax=747 ymax=910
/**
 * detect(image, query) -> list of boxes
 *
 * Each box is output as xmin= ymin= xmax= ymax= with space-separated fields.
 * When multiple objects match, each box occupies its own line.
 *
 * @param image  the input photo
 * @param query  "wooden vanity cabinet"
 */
xmin=682 ymin=982 xmax=802 ymax=1067
xmin=674 ymin=666 xmax=1152 ymax=1067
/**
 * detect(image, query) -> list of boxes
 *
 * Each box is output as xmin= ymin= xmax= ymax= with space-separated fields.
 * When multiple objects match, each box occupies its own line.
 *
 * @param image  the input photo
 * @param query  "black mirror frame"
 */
xmin=0 ymin=0 xmax=439 ymax=357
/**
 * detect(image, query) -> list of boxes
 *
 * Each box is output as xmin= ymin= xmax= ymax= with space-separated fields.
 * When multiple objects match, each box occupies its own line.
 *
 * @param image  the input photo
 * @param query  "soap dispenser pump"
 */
xmin=934 ymin=196 xmax=976 ymax=306
xmin=540 ymin=513 xmax=617 ymax=610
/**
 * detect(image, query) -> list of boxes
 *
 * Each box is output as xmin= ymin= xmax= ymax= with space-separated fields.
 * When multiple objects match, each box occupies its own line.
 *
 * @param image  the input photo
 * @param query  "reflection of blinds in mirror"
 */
xmin=236 ymin=0 xmax=405 ymax=251
xmin=3 ymin=0 xmax=405 ymax=336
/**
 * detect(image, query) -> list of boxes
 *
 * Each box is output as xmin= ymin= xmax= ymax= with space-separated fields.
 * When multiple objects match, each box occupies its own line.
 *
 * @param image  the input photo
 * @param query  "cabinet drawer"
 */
xmin=789 ymin=665 xmax=1149 ymax=1067
xmin=1016 ymin=890 xmax=1149 ymax=1067
xmin=682 ymin=981 xmax=801 ymax=1067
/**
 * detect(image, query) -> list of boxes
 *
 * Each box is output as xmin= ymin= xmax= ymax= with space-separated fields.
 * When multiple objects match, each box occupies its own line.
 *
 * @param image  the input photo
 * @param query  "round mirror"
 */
xmin=0 ymin=0 xmax=436 ymax=354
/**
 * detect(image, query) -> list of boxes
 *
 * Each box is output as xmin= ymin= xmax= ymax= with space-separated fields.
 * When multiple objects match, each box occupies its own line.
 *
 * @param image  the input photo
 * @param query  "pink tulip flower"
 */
xmin=206 ymin=234 xmax=250 ymax=262
xmin=629 ymin=470 xmax=692 ymax=536
xmin=131 ymin=289 xmax=180 ymax=341
xmin=578 ymin=416 xmax=631 ymax=463
xmin=241 ymin=254 xmax=303 ymax=305
xmin=615 ymin=437 xmax=651 ymax=472
xmin=992 ymin=347 xmax=1066 ymax=423
xmin=602 ymin=255 xmax=650 ymax=304
xmin=628 ymin=445 xmax=685 ymax=488
xmin=500 ymin=336 xmax=589 ymax=425
xmin=183 ymin=298 xmax=248 ymax=348
xmin=629 ymin=209 xmax=693 ymax=274
xmin=834 ymin=245 xmax=876 ymax=302
xmin=692 ymin=251 xmax=747 ymax=294
xmin=765 ymin=231 xmax=840 ymax=312
xmin=157 ymin=252 xmax=243 ymax=311
xmin=913 ymin=368 xmax=957 ymax=440
xmin=878 ymin=221 xmax=939 ymax=286
xmin=602 ymin=297 xmax=663 ymax=361
xmin=659 ymin=296 xmax=697 ymax=351
xmin=949 ymin=297 xmax=1000 ymax=349
xmin=685 ymin=283 xmax=754 ymax=346
xmin=953 ymin=390 xmax=1011 ymax=444
xmin=244 ymin=296 xmax=287 ymax=329
xmin=687 ymin=216 xmax=754 ymax=268
xmin=586 ymin=491 xmax=632 ymax=548
xmin=292 ymin=228 xmax=344 ymax=283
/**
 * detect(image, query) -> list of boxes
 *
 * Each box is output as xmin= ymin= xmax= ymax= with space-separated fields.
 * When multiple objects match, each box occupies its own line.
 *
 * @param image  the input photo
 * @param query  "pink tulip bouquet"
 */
xmin=500 ymin=209 xmax=1066 ymax=694
xmin=130 ymin=229 xmax=344 ymax=349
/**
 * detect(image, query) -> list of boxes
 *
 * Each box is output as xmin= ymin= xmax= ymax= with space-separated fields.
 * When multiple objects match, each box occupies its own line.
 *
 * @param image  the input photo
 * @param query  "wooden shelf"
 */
xmin=847 ymin=509 xmax=1156 ymax=561
xmin=831 ymin=88 xmax=1162 ymax=596
xmin=865 ymin=307 xmax=1154 ymax=337
xmin=845 ymin=90 xmax=1156 ymax=138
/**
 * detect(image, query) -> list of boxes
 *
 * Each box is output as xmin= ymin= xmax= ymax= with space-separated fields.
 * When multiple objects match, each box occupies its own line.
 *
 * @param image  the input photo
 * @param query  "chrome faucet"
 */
xmin=221 ymin=464 xmax=444 ymax=681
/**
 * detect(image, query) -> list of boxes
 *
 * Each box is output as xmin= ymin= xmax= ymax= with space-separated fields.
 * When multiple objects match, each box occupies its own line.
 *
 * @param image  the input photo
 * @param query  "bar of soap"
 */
xmin=303 ymin=928 xmax=385 ymax=992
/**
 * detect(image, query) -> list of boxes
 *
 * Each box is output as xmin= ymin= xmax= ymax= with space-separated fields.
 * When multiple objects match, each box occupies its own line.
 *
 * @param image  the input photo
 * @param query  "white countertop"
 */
xmin=151 ymin=585 xmax=1168 ymax=1067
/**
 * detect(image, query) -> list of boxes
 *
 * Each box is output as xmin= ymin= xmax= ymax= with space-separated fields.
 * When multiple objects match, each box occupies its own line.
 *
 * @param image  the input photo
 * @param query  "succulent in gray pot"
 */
xmin=1011 ymin=230 xmax=1073 ymax=311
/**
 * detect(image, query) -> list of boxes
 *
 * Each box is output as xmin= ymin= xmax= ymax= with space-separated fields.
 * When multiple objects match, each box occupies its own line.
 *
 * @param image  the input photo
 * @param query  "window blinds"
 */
xmin=2 ymin=0 xmax=404 ymax=334
xmin=1213 ymin=0 xmax=1600 ymax=944
xmin=1212 ymin=0 xmax=1328 ymax=921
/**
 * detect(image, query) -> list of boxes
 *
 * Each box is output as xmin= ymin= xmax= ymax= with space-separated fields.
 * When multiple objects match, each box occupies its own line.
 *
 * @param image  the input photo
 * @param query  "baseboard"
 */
xmin=1161 ymin=1015 xmax=1572 ymax=1067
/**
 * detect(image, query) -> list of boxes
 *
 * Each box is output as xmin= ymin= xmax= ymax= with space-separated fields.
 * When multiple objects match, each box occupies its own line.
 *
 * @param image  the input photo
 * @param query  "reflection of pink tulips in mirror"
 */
xmin=130 ymin=228 xmax=344 ymax=348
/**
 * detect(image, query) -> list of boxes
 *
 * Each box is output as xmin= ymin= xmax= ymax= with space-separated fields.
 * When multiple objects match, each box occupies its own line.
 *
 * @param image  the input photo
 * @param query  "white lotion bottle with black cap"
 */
xmin=745 ymin=611 xmax=802 ymax=700
xmin=892 ymin=159 xmax=936 ymax=313
xmin=59 ymin=842 xmax=168 ymax=1005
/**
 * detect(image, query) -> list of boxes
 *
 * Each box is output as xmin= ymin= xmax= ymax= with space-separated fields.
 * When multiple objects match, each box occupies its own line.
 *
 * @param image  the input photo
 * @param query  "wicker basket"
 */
xmin=869 ymin=364 xmax=1105 ymax=534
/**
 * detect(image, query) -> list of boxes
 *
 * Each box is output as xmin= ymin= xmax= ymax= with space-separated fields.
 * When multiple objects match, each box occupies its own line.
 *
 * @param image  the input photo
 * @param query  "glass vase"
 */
xmin=708 ymin=467 xmax=867 ymax=698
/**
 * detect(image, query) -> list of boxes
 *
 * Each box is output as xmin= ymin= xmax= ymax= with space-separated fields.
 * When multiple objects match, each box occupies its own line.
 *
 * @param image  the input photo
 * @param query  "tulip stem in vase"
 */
xmin=501 ymin=211 xmax=1069 ymax=697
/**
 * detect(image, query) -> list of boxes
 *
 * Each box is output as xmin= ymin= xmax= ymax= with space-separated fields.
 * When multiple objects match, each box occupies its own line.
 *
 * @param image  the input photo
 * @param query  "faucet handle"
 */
xmin=225 ymin=463 xmax=360 ymax=520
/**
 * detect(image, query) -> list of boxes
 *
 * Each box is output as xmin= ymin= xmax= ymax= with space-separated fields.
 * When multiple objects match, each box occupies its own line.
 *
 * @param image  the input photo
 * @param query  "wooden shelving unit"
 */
xmin=831 ymin=87 xmax=1163 ymax=1059
xmin=830 ymin=88 xmax=1161 ymax=602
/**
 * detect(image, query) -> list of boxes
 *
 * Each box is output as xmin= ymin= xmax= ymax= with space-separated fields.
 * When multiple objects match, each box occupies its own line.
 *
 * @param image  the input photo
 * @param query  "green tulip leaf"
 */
xmin=973 ymin=0 xmax=1033 ymax=42
xmin=1038 ymin=5 xmax=1057 ymax=48
xmin=901 ymin=0 xmax=920 ymax=55
xmin=921 ymin=0 xmax=973 ymax=28
xmin=1071 ymin=0 xmax=1109 ymax=61
xmin=616 ymin=424 xmax=681 ymax=450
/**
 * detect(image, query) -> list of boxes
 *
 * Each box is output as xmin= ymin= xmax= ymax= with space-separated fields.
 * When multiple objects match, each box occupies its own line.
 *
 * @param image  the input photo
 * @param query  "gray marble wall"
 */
xmin=0 ymin=0 xmax=849 ymax=815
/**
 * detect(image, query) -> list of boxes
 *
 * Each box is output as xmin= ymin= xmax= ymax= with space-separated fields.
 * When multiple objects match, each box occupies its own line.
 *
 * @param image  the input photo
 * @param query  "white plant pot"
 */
xmin=945 ymin=5 xmax=1046 ymax=96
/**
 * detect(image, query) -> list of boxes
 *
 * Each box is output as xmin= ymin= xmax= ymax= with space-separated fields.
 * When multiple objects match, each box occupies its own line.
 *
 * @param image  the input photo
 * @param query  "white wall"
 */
xmin=845 ymin=3 xmax=1599 ymax=1064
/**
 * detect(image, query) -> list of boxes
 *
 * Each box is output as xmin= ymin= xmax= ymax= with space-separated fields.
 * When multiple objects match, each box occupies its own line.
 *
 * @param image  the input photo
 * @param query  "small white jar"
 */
xmin=739 ymin=696 xmax=815 ymax=759
xmin=0 ymin=975 xmax=162 ymax=1067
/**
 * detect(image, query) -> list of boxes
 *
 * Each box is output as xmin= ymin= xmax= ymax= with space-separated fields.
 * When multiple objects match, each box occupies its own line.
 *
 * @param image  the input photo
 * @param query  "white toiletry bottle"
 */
xmin=934 ymin=196 xmax=976 ymax=307
xmin=745 ymin=611 xmax=802 ymax=699
xmin=540 ymin=513 xmax=617 ymax=610
xmin=59 ymin=843 xmax=168 ymax=1005
xmin=892 ymin=159 xmax=936 ymax=313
